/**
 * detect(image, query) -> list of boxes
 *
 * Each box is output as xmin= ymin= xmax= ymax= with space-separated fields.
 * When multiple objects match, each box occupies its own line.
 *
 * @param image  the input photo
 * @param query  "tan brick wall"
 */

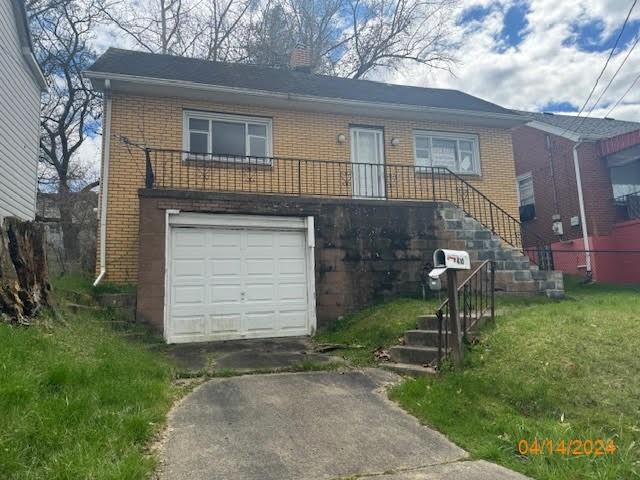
xmin=100 ymin=93 xmax=519 ymax=283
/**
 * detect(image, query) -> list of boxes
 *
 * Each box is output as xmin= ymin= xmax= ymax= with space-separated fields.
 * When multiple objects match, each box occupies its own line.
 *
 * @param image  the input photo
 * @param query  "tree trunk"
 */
xmin=0 ymin=217 xmax=51 ymax=323
xmin=58 ymin=196 xmax=80 ymax=262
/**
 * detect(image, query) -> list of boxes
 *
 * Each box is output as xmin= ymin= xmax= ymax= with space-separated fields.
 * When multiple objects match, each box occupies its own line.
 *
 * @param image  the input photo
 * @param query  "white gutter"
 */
xmin=83 ymin=71 xmax=526 ymax=124
xmin=572 ymin=142 xmax=592 ymax=277
xmin=94 ymin=79 xmax=112 ymax=286
xmin=22 ymin=48 xmax=47 ymax=91
xmin=525 ymin=120 xmax=602 ymax=142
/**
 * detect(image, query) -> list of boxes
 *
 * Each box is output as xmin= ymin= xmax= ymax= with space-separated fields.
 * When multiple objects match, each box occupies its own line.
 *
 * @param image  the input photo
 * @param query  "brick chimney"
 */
xmin=290 ymin=44 xmax=312 ymax=73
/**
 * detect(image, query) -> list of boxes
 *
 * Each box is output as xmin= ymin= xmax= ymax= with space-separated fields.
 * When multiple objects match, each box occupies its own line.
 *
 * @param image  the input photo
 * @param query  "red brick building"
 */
xmin=512 ymin=112 xmax=640 ymax=284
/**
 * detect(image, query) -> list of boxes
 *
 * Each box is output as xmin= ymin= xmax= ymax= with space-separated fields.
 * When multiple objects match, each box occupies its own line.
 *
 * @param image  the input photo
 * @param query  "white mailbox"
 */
xmin=429 ymin=249 xmax=471 ymax=278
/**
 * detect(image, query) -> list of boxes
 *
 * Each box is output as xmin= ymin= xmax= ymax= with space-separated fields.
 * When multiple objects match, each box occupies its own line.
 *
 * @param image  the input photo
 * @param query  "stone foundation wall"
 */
xmin=137 ymin=190 xmax=444 ymax=332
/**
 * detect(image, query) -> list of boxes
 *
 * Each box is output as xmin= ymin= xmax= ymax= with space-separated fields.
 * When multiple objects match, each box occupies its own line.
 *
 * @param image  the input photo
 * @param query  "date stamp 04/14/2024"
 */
xmin=517 ymin=439 xmax=617 ymax=457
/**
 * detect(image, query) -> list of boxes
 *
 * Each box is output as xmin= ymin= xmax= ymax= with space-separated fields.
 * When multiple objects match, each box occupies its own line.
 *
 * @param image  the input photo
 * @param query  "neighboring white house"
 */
xmin=0 ymin=0 xmax=46 ymax=220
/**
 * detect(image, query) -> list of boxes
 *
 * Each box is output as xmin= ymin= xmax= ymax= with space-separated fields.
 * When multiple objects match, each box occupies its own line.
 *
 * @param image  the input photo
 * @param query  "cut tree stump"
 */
xmin=0 ymin=217 xmax=51 ymax=323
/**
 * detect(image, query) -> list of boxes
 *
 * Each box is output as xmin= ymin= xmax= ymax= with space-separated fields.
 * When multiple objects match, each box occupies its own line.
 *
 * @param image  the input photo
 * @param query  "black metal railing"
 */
xmin=614 ymin=190 xmax=640 ymax=220
xmin=143 ymin=148 xmax=543 ymax=250
xmin=435 ymin=260 xmax=495 ymax=364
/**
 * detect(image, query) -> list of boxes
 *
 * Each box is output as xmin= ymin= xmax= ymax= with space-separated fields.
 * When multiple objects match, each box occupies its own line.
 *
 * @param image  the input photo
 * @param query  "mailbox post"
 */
xmin=429 ymin=249 xmax=471 ymax=367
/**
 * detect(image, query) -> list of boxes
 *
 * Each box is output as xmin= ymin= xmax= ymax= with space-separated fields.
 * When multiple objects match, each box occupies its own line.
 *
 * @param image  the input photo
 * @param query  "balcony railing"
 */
xmin=142 ymin=148 xmax=551 ymax=254
xmin=614 ymin=190 xmax=640 ymax=220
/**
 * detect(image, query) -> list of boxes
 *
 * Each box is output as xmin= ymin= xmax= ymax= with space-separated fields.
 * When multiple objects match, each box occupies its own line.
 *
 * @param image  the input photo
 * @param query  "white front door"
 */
xmin=167 ymin=219 xmax=312 ymax=343
xmin=350 ymin=127 xmax=385 ymax=199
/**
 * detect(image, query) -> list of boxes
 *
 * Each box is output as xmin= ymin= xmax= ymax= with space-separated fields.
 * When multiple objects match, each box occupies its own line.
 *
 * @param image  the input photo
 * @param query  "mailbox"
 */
xmin=428 ymin=249 xmax=471 ymax=278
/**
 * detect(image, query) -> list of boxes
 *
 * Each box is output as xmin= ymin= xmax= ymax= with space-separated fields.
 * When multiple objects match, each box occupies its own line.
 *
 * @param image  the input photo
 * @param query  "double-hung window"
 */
xmin=517 ymin=172 xmax=536 ymax=222
xmin=413 ymin=131 xmax=481 ymax=175
xmin=183 ymin=111 xmax=272 ymax=164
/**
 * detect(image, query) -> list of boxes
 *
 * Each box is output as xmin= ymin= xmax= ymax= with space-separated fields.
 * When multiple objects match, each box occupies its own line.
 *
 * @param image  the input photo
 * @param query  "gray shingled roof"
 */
xmin=87 ymin=48 xmax=515 ymax=116
xmin=517 ymin=110 xmax=640 ymax=139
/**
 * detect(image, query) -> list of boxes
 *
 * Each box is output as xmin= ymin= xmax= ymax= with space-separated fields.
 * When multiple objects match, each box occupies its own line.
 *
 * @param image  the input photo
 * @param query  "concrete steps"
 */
xmin=438 ymin=205 xmax=565 ymax=298
xmin=389 ymin=345 xmax=440 ymax=365
xmin=383 ymin=203 xmax=565 ymax=376
xmin=382 ymin=362 xmax=437 ymax=377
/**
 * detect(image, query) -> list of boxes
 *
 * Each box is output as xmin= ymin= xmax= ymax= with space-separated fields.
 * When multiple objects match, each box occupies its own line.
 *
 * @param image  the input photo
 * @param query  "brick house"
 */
xmin=512 ymin=112 xmax=640 ymax=284
xmin=85 ymin=47 xmax=562 ymax=344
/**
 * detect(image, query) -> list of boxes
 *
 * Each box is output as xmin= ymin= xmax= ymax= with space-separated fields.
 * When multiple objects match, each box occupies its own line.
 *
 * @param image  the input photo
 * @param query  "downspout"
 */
xmin=572 ymin=141 xmax=593 ymax=279
xmin=94 ymin=79 xmax=112 ymax=286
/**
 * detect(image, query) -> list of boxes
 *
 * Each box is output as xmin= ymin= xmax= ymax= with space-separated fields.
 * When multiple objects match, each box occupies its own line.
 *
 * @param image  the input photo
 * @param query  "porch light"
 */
xmin=337 ymin=133 xmax=346 ymax=144
xmin=391 ymin=137 xmax=400 ymax=146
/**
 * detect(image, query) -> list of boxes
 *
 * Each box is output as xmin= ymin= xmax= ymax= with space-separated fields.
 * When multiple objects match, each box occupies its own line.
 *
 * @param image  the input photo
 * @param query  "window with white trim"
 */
xmin=413 ymin=131 xmax=481 ymax=175
xmin=517 ymin=172 xmax=535 ymax=222
xmin=183 ymin=111 xmax=272 ymax=162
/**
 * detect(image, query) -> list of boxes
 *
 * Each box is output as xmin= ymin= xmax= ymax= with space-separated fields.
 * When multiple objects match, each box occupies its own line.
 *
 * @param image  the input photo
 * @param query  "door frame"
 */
xmin=349 ymin=126 xmax=386 ymax=199
xmin=163 ymin=211 xmax=317 ymax=343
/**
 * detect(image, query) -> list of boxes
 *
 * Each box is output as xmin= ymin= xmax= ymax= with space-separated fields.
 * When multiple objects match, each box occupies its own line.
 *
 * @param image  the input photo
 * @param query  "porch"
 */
xmin=142 ymin=148 xmax=527 ymax=250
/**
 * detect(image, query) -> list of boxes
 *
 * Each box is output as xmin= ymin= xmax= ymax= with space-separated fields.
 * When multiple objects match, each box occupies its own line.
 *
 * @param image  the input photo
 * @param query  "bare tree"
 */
xmin=192 ymin=0 xmax=256 ymax=61
xmin=30 ymin=0 xmax=102 ymax=264
xmin=98 ymin=0 xmax=188 ymax=54
xmin=102 ymin=0 xmax=457 ymax=79
xmin=246 ymin=0 xmax=458 ymax=78
xmin=100 ymin=0 xmax=255 ymax=60
xmin=337 ymin=0 xmax=457 ymax=78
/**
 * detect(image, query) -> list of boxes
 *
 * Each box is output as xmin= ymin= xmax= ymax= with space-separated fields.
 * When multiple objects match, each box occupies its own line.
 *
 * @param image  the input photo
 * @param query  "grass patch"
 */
xmin=0 ymin=277 xmax=176 ymax=479
xmin=314 ymin=297 xmax=439 ymax=365
xmin=389 ymin=279 xmax=640 ymax=480
xmin=53 ymin=274 xmax=136 ymax=298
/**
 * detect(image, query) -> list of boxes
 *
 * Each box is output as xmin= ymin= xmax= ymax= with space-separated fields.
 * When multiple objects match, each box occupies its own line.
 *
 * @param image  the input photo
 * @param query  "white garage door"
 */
xmin=167 ymin=219 xmax=312 ymax=343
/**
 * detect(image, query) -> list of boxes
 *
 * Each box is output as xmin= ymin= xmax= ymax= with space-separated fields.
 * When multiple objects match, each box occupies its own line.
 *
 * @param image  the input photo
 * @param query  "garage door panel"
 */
xmin=168 ymin=222 xmax=312 ymax=343
xmin=279 ymin=231 xmax=305 ymax=246
xmin=279 ymin=259 xmax=306 ymax=274
xmin=174 ymin=229 xmax=206 ymax=246
xmin=209 ymin=314 xmax=242 ymax=335
xmin=245 ymin=284 xmax=276 ymax=301
xmin=173 ymin=285 xmax=205 ymax=305
xmin=279 ymin=283 xmax=307 ymax=301
xmin=279 ymin=310 xmax=308 ymax=330
xmin=171 ymin=315 xmax=206 ymax=338
xmin=210 ymin=258 xmax=242 ymax=276
xmin=173 ymin=259 xmax=206 ymax=279
xmin=210 ymin=285 xmax=242 ymax=303
xmin=247 ymin=231 xmax=274 ymax=246
xmin=246 ymin=258 xmax=275 ymax=275
xmin=243 ymin=311 xmax=277 ymax=332
xmin=211 ymin=230 xmax=242 ymax=246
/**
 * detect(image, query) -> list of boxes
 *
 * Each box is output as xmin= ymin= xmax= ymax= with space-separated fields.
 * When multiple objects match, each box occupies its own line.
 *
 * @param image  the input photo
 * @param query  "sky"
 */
xmin=81 ymin=0 xmax=640 ymax=168
xmin=390 ymin=0 xmax=640 ymax=121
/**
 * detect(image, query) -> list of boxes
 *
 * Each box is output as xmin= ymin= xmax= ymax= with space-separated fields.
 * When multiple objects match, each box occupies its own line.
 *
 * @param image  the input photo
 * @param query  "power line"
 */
xmin=558 ymin=0 xmax=638 ymax=136
xmin=606 ymin=71 xmax=640 ymax=116
xmin=580 ymin=31 xmax=640 ymax=120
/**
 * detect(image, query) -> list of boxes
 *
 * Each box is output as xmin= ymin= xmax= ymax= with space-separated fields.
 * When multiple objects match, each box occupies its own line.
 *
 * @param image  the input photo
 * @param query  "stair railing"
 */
xmin=137 ymin=145 xmax=552 ymax=268
xmin=435 ymin=260 xmax=495 ymax=365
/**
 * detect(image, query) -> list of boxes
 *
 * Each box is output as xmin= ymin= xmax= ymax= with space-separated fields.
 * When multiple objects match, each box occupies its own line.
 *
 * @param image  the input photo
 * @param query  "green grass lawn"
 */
xmin=387 ymin=279 xmax=640 ymax=480
xmin=0 ymin=276 xmax=176 ymax=480
xmin=314 ymin=297 xmax=440 ymax=365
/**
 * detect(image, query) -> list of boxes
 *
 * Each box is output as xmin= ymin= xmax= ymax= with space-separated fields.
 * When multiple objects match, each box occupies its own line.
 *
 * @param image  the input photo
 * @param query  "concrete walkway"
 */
xmin=158 ymin=370 xmax=529 ymax=480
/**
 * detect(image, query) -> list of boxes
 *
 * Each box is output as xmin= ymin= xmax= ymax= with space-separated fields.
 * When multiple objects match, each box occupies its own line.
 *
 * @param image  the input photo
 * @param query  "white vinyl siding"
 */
xmin=0 ymin=0 xmax=41 ymax=220
xmin=413 ymin=131 xmax=481 ymax=175
xmin=183 ymin=111 xmax=272 ymax=164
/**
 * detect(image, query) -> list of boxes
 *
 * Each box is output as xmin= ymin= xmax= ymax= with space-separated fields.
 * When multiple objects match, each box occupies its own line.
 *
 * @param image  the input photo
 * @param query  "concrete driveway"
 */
xmin=158 ymin=370 xmax=529 ymax=480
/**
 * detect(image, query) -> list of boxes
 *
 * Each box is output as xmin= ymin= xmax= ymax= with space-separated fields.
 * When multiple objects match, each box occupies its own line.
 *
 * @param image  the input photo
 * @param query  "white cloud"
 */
xmin=388 ymin=0 xmax=640 ymax=122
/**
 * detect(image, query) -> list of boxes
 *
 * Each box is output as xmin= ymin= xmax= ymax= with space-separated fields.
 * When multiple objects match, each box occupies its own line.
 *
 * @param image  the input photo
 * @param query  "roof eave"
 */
xmin=524 ymin=120 xmax=602 ymax=142
xmin=11 ymin=0 xmax=47 ymax=91
xmin=84 ymin=70 xmax=526 ymax=127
